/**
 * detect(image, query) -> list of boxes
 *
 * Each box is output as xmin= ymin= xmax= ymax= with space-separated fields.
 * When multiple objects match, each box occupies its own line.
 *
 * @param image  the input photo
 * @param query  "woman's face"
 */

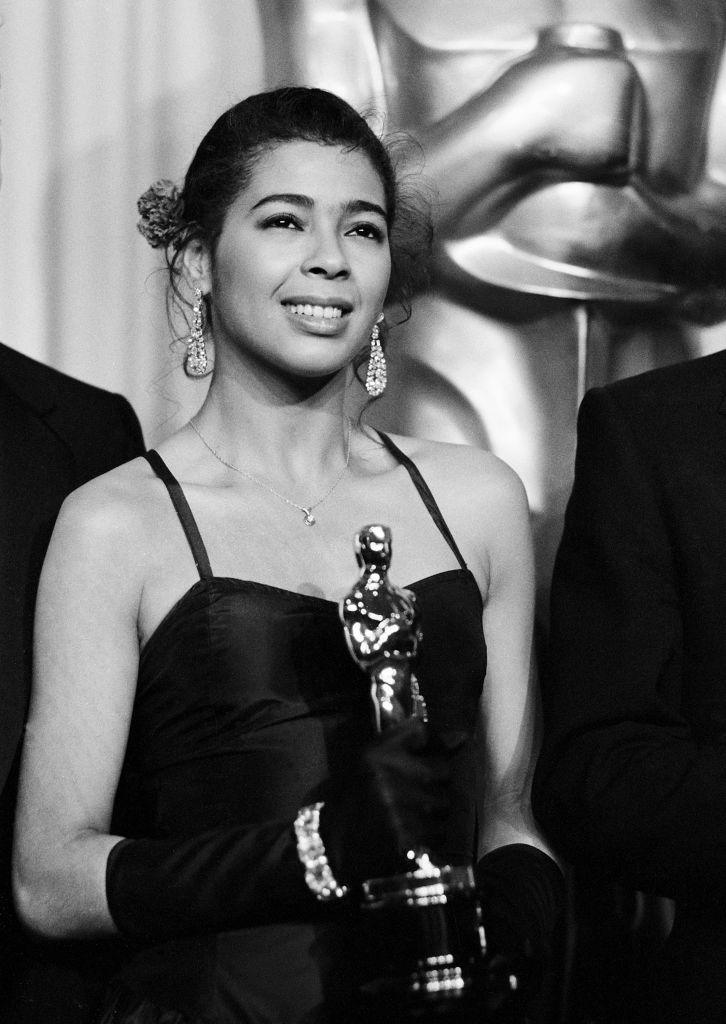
xmin=202 ymin=139 xmax=392 ymax=382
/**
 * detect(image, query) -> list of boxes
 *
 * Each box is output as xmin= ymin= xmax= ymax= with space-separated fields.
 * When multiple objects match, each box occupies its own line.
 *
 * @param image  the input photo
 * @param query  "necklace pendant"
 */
xmin=189 ymin=416 xmax=353 ymax=529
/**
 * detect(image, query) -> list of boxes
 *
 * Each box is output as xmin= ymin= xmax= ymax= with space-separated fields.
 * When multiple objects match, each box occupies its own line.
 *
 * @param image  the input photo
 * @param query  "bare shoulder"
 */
xmin=376 ymin=432 xmax=532 ymax=594
xmin=381 ymin=431 xmax=529 ymax=520
xmin=56 ymin=455 xmax=155 ymax=529
xmin=48 ymin=455 xmax=164 ymax=578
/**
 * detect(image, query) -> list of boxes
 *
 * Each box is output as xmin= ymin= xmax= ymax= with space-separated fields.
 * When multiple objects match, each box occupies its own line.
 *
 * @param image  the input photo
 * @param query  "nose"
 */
xmin=301 ymin=227 xmax=350 ymax=279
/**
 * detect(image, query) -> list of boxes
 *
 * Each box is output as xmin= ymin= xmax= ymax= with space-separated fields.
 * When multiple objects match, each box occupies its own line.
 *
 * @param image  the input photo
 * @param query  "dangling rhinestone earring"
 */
xmin=365 ymin=314 xmax=386 ymax=396
xmin=184 ymin=287 xmax=211 ymax=378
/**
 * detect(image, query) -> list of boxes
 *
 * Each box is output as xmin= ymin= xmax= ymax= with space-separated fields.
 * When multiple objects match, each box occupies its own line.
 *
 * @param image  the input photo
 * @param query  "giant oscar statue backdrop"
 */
xmin=262 ymin=0 xmax=726 ymax=618
xmin=260 ymin=2 xmax=726 ymax=1017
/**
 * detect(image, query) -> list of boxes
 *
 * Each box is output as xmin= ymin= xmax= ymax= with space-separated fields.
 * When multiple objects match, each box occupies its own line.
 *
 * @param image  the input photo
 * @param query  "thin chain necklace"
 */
xmin=189 ymin=416 xmax=352 ymax=526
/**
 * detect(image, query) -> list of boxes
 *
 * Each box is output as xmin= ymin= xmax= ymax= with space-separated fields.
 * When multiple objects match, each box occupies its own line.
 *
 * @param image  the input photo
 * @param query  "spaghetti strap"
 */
xmin=144 ymin=450 xmax=213 ymax=579
xmin=377 ymin=431 xmax=468 ymax=572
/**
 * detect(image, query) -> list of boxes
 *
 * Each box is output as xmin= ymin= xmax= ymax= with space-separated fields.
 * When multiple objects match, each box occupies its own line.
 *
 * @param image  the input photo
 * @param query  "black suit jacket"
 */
xmin=0 ymin=342 xmax=143 ymax=1018
xmin=533 ymin=349 xmax=726 ymax=1020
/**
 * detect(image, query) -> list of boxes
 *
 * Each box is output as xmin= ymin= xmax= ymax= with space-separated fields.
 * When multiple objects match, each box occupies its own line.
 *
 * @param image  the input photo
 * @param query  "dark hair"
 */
xmin=159 ymin=86 xmax=431 ymax=331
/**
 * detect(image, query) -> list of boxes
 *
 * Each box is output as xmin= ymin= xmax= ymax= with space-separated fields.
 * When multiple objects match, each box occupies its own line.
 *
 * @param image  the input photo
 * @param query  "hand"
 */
xmin=496 ymin=45 xmax=642 ymax=177
xmin=319 ymin=719 xmax=456 ymax=884
xmin=422 ymin=35 xmax=643 ymax=225
xmin=475 ymin=844 xmax=565 ymax=1006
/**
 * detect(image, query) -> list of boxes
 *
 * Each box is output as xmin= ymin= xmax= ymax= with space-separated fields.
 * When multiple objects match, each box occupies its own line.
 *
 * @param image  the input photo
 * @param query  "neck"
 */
xmin=192 ymin=368 xmax=357 ymax=484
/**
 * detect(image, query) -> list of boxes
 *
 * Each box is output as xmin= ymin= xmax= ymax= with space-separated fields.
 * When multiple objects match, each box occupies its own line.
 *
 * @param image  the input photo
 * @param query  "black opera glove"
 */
xmin=319 ymin=718 xmax=458 ymax=886
xmin=475 ymin=843 xmax=565 ymax=964
xmin=106 ymin=820 xmax=317 ymax=944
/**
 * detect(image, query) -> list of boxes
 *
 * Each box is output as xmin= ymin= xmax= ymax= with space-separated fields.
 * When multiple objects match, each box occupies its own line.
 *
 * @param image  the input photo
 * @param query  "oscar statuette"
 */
xmin=340 ymin=525 xmax=512 ymax=1019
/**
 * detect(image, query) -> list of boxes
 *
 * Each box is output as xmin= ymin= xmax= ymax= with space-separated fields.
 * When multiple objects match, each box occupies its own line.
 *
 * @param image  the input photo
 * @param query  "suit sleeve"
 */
xmin=533 ymin=386 xmax=726 ymax=903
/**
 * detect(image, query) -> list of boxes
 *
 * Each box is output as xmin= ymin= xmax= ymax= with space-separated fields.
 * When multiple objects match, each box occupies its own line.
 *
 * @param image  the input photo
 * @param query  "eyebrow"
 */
xmin=250 ymin=193 xmax=388 ymax=221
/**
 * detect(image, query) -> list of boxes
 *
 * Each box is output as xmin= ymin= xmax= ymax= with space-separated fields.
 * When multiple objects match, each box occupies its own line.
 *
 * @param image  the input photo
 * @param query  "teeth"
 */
xmin=286 ymin=303 xmax=343 ymax=319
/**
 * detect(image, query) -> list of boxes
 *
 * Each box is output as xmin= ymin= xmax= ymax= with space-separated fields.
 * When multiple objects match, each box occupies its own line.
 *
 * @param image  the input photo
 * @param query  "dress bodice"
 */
xmin=116 ymin=570 xmax=484 ymax=855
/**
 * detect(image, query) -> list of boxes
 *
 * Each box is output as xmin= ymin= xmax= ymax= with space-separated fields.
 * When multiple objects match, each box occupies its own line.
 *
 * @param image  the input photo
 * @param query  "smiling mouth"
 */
xmin=283 ymin=303 xmax=346 ymax=320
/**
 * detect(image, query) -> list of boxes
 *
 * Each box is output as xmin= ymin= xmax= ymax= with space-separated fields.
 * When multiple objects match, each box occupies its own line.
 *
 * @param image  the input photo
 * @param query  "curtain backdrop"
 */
xmin=0 ymin=0 xmax=265 ymax=445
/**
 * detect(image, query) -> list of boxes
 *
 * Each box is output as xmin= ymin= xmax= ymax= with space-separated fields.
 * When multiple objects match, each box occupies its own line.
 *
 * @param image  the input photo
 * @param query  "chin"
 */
xmin=278 ymin=350 xmax=355 ymax=384
xmin=278 ymin=364 xmax=344 ymax=392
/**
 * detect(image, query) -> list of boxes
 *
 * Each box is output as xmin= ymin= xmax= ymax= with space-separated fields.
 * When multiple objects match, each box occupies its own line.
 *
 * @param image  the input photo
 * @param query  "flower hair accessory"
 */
xmin=137 ymin=179 xmax=184 ymax=249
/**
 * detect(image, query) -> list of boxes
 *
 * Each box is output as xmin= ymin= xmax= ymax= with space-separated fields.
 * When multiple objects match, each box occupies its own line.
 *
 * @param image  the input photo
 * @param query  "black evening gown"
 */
xmin=98 ymin=433 xmax=486 ymax=1024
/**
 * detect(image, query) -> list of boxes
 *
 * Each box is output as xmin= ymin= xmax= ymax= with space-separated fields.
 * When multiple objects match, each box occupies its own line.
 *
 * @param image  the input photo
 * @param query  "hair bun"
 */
xmin=137 ymin=179 xmax=184 ymax=249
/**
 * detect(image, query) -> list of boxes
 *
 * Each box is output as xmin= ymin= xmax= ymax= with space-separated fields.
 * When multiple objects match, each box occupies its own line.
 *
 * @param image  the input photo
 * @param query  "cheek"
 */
xmin=212 ymin=251 xmax=267 ymax=308
xmin=360 ymin=248 xmax=392 ymax=303
xmin=377 ymin=255 xmax=393 ymax=305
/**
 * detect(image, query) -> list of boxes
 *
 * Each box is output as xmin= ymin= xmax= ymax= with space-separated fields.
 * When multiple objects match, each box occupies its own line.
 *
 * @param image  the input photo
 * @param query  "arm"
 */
xmin=12 ymin=482 xmax=142 ymax=937
xmin=533 ymin=386 xmax=726 ymax=900
xmin=470 ymin=459 xmax=563 ymax=959
xmin=475 ymin=461 xmax=551 ymax=859
xmin=12 ymin=481 xmax=314 ymax=941
xmin=418 ymin=43 xmax=641 ymax=231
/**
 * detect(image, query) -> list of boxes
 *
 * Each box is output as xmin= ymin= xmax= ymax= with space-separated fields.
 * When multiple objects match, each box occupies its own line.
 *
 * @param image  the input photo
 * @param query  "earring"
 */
xmin=365 ymin=314 xmax=386 ymax=396
xmin=184 ymin=287 xmax=211 ymax=378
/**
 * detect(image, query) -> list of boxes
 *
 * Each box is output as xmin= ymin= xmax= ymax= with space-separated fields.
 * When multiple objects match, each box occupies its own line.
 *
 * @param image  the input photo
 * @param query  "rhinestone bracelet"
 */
xmin=294 ymin=802 xmax=349 ymax=902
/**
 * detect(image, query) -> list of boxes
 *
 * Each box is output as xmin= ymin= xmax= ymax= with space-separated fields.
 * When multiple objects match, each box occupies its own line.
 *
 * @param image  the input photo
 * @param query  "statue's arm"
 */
xmin=415 ymin=43 xmax=641 ymax=229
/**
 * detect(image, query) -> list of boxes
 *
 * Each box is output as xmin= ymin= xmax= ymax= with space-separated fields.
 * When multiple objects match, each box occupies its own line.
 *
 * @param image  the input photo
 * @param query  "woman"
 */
xmin=13 ymin=88 xmax=561 ymax=1023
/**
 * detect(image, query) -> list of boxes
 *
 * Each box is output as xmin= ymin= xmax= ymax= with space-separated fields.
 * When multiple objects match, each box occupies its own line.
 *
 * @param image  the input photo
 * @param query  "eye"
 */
xmin=346 ymin=222 xmax=386 ymax=242
xmin=261 ymin=212 xmax=304 ymax=231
